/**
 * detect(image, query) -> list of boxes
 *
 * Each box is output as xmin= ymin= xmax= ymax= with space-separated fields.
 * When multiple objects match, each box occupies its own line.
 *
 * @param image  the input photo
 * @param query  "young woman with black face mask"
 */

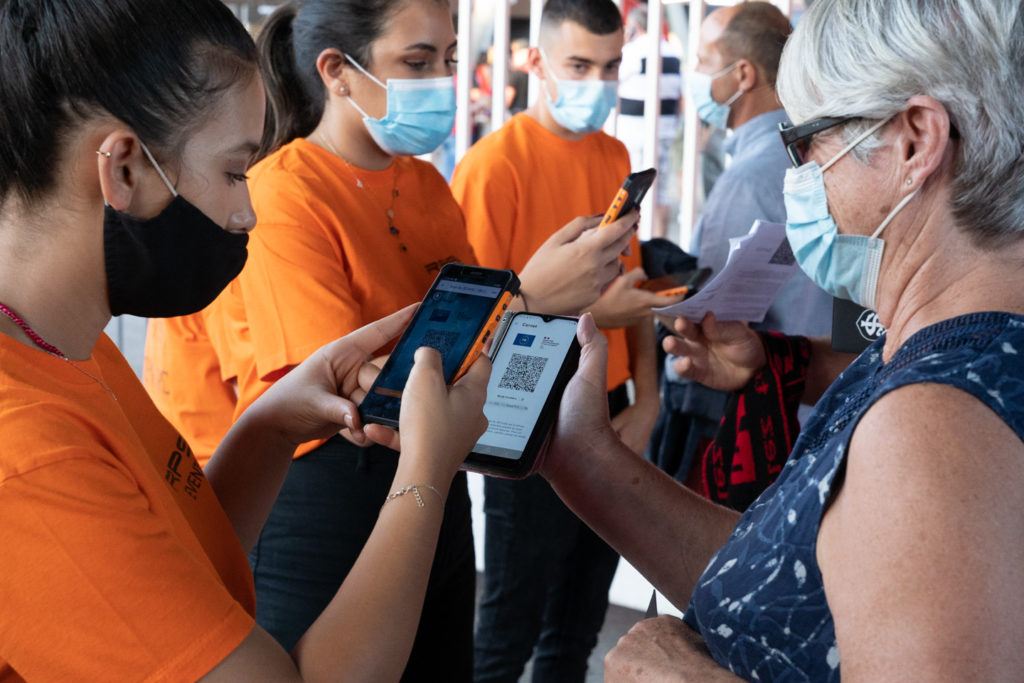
xmin=0 ymin=1 xmax=492 ymax=680
xmin=140 ymin=1 xmax=643 ymax=678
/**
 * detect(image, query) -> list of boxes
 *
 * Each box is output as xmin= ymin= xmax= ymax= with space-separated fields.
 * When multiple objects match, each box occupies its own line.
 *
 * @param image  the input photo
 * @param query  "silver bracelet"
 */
xmin=383 ymin=484 xmax=444 ymax=509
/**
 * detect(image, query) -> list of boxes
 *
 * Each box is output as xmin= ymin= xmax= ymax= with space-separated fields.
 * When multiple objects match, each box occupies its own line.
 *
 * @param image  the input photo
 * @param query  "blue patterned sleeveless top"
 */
xmin=683 ymin=312 xmax=1024 ymax=681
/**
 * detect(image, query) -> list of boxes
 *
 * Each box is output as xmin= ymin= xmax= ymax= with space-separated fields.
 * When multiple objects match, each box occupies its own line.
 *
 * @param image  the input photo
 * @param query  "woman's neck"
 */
xmin=0 ymin=204 xmax=110 ymax=360
xmin=310 ymin=106 xmax=394 ymax=171
xmin=878 ymin=223 xmax=1024 ymax=362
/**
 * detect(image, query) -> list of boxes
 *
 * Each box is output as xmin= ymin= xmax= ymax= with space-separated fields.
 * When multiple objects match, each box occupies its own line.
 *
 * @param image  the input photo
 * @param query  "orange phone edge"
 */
xmin=451 ymin=290 xmax=516 ymax=382
xmin=599 ymin=188 xmax=630 ymax=228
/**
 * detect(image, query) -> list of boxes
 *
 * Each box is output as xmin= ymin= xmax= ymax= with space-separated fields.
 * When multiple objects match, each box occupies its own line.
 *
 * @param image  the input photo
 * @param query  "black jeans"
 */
xmin=249 ymin=435 xmax=475 ymax=682
xmin=473 ymin=386 xmax=629 ymax=683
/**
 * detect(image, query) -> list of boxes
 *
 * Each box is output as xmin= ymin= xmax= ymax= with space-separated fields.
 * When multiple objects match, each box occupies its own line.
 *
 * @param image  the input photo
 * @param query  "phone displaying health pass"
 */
xmin=599 ymin=168 xmax=657 ymax=228
xmin=463 ymin=312 xmax=581 ymax=479
xmin=360 ymin=263 xmax=519 ymax=428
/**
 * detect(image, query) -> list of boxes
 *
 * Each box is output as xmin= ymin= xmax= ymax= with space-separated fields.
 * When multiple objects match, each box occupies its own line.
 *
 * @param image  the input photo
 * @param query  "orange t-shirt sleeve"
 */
xmin=239 ymin=209 xmax=363 ymax=383
xmin=0 ymin=456 xmax=253 ymax=681
xmin=451 ymin=153 xmax=519 ymax=270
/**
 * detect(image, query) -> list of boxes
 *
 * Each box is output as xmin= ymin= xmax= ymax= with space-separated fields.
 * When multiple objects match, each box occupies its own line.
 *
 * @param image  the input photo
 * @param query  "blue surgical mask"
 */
xmin=344 ymin=54 xmax=456 ymax=156
xmin=686 ymin=64 xmax=742 ymax=129
xmin=783 ymin=117 xmax=918 ymax=310
xmin=540 ymin=49 xmax=618 ymax=134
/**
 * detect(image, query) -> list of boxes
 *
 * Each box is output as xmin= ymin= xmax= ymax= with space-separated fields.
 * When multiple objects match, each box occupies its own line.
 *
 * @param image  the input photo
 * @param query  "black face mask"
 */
xmin=103 ymin=195 xmax=248 ymax=317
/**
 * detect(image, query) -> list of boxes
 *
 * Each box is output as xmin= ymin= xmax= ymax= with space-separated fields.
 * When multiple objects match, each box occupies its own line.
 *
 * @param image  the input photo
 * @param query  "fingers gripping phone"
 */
xmin=359 ymin=263 xmax=519 ymax=428
xmin=599 ymin=168 xmax=657 ymax=228
xmin=638 ymin=267 xmax=712 ymax=298
xmin=463 ymin=312 xmax=582 ymax=479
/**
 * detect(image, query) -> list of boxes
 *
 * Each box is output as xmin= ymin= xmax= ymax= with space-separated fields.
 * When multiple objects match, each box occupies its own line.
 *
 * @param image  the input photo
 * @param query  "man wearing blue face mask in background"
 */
xmin=648 ymin=2 xmax=832 ymax=501
xmin=451 ymin=0 xmax=680 ymax=680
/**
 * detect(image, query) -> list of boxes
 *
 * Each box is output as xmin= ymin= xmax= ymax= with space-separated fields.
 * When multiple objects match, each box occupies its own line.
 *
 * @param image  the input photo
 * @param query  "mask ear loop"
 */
xmin=138 ymin=141 xmax=178 ymax=198
xmin=342 ymin=53 xmax=387 ymax=120
xmin=821 ymin=116 xmax=893 ymax=173
xmin=872 ymin=186 xmax=920 ymax=239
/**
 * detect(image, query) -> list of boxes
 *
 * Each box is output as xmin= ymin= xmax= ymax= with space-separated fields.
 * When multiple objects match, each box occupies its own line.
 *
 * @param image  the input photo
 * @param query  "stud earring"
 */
xmin=96 ymin=150 xmax=112 ymax=158
xmin=906 ymin=178 xmax=913 ymax=186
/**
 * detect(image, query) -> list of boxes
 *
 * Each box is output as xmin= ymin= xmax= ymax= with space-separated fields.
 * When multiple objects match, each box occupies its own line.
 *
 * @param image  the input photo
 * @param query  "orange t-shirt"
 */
xmin=218 ymin=138 xmax=477 ymax=457
xmin=450 ymin=112 xmax=639 ymax=390
xmin=0 ymin=333 xmax=255 ymax=682
xmin=143 ymin=286 xmax=243 ymax=465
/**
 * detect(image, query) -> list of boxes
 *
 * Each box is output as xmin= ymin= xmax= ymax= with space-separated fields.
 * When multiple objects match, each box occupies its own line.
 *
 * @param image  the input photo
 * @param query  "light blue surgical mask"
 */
xmin=783 ymin=116 xmax=918 ymax=310
xmin=540 ymin=49 xmax=618 ymax=134
xmin=686 ymin=64 xmax=742 ymax=129
xmin=344 ymin=54 xmax=456 ymax=156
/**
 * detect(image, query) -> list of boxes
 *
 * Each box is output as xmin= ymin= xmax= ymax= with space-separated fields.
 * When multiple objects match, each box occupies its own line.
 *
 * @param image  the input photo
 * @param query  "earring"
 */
xmin=96 ymin=150 xmax=112 ymax=158
xmin=906 ymin=178 xmax=913 ymax=186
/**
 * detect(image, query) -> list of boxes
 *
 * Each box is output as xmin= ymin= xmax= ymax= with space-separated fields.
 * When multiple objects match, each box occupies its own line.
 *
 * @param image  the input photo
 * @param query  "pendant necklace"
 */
xmin=314 ymin=131 xmax=408 ymax=253
xmin=0 ymin=301 xmax=118 ymax=401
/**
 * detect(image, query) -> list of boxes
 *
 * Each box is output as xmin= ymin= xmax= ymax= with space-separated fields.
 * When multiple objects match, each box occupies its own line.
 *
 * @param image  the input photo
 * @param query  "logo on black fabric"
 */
xmin=856 ymin=309 xmax=886 ymax=341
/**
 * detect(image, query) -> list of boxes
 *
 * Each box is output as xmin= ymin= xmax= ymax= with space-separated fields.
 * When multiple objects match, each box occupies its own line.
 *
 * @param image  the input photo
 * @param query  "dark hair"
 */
xmin=0 ymin=0 xmax=258 ymax=209
xmin=717 ymin=2 xmax=792 ymax=86
xmin=540 ymin=0 xmax=623 ymax=38
xmin=258 ymin=0 xmax=427 ymax=158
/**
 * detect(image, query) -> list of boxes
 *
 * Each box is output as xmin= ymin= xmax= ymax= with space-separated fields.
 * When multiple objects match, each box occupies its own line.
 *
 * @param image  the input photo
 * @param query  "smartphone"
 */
xmin=359 ymin=263 xmax=520 ymax=428
xmin=638 ymin=267 xmax=712 ymax=297
xmin=463 ymin=312 xmax=581 ymax=478
xmin=599 ymin=168 xmax=657 ymax=227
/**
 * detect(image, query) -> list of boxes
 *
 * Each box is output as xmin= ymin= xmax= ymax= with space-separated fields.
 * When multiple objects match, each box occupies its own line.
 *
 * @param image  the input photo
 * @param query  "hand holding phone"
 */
xmin=599 ymin=168 xmax=656 ymax=228
xmin=359 ymin=263 xmax=519 ymax=428
xmin=464 ymin=312 xmax=582 ymax=478
xmin=637 ymin=267 xmax=712 ymax=298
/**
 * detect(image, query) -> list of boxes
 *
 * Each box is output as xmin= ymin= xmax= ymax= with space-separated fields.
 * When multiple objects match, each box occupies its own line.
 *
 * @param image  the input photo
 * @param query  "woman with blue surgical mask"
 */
xmin=145 ymin=1 xmax=640 ymax=679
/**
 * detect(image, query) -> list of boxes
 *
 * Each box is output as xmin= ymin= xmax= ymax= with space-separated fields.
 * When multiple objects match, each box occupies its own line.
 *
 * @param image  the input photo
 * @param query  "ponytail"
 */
xmin=257 ymin=2 xmax=322 ymax=159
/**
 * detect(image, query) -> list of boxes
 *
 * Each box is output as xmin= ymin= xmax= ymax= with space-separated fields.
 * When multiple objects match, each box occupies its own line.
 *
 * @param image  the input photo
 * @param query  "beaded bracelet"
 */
xmin=383 ymin=484 xmax=444 ymax=508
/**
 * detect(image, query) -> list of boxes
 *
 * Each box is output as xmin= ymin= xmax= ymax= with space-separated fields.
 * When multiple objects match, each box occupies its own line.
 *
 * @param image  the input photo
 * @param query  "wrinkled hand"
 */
xmin=611 ymin=400 xmax=659 ymax=456
xmin=605 ymin=616 xmax=728 ymax=682
xmin=662 ymin=313 xmax=766 ymax=392
xmin=252 ymin=305 xmax=417 ymax=451
xmin=537 ymin=313 xmax=621 ymax=481
xmin=588 ymin=269 xmax=687 ymax=329
xmin=393 ymin=346 xmax=491 ymax=481
xmin=518 ymin=210 xmax=639 ymax=316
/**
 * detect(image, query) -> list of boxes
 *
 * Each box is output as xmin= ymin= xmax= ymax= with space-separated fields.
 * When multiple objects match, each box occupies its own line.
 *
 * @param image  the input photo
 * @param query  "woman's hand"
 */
xmin=588 ymin=269 xmax=687 ymax=329
xmin=661 ymin=312 xmax=766 ymax=392
xmin=392 ymin=346 xmax=491 ymax=484
xmin=537 ymin=313 xmax=622 ymax=481
xmin=246 ymin=305 xmax=418 ymax=450
xmin=518 ymin=210 xmax=639 ymax=316
xmin=605 ymin=616 xmax=742 ymax=682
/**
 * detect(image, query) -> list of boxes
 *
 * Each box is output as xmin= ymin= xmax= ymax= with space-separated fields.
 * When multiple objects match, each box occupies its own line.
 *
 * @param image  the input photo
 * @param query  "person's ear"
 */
xmin=527 ymin=46 xmax=545 ymax=80
xmin=734 ymin=58 xmax=758 ymax=92
xmin=316 ymin=48 xmax=351 ymax=100
xmin=897 ymin=95 xmax=953 ymax=190
xmin=95 ymin=130 xmax=150 ymax=212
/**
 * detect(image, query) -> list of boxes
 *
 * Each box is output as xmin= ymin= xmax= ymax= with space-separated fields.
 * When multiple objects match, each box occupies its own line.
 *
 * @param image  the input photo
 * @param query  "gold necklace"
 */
xmin=314 ymin=131 xmax=407 ymax=253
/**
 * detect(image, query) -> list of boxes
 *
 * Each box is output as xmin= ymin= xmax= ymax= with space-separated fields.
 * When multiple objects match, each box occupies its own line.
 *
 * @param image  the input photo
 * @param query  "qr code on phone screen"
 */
xmin=498 ymin=353 xmax=549 ymax=392
xmin=421 ymin=329 xmax=460 ymax=358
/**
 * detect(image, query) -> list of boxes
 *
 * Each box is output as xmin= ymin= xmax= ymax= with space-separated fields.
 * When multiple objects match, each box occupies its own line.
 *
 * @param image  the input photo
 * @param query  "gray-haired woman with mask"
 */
xmin=534 ymin=1 xmax=1024 ymax=680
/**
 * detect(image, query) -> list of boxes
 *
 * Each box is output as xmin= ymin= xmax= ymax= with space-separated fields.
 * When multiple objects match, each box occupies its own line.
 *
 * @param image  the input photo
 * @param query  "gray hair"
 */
xmin=777 ymin=0 xmax=1024 ymax=247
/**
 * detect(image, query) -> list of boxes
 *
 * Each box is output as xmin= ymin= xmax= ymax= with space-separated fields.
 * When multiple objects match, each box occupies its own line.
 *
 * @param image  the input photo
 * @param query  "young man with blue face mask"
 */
xmin=450 ymin=1 xmax=677 ymax=680
xmin=650 ymin=2 xmax=834 ymax=506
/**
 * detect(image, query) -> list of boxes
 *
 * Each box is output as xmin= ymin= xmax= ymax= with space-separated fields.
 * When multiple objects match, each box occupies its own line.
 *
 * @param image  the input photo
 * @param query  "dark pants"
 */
xmin=473 ymin=387 xmax=628 ymax=683
xmin=249 ymin=435 xmax=475 ymax=682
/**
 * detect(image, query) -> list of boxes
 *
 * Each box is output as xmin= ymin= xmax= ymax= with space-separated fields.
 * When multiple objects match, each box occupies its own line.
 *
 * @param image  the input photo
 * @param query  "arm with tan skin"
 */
xmin=604 ymin=616 xmax=746 ymax=682
xmin=202 ymin=308 xmax=492 ymax=682
xmin=611 ymin=315 xmax=660 ymax=455
xmin=540 ymin=315 xmax=741 ymax=610
xmin=588 ymin=267 xmax=687 ymax=329
xmin=818 ymin=383 xmax=1024 ymax=682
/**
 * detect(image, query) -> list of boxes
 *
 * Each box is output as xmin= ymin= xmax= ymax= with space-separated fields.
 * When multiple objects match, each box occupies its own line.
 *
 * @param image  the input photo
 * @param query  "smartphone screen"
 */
xmin=360 ymin=264 xmax=516 ymax=427
xmin=466 ymin=314 xmax=580 ymax=476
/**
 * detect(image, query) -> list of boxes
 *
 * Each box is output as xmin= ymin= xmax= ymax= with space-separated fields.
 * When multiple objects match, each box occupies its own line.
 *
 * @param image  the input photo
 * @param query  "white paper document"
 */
xmin=653 ymin=220 xmax=798 ymax=323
